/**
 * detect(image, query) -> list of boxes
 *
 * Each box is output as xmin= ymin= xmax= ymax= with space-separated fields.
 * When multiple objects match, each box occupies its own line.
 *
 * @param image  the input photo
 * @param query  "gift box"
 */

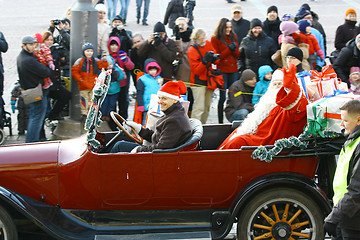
xmin=306 ymin=93 xmax=359 ymax=136
xmin=306 ymin=66 xmax=339 ymax=102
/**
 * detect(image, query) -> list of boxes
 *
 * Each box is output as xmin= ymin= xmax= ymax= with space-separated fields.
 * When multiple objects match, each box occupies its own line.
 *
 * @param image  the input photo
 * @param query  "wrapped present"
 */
xmin=306 ymin=65 xmax=339 ymax=102
xmin=306 ymin=93 xmax=359 ymax=137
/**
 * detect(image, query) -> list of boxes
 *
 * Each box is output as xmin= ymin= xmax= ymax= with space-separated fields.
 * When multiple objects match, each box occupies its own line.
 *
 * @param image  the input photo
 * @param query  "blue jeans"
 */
xmin=136 ymin=0 xmax=150 ymax=23
xmin=118 ymin=71 xmax=131 ymax=120
xmin=26 ymin=97 xmax=48 ymax=143
xmin=110 ymin=140 xmax=140 ymax=153
xmin=229 ymin=109 xmax=249 ymax=122
xmin=101 ymin=93 xmax=119 ymax=117
xmin=218 ymin=72 xmax=239 ymax=123
xmin=119 ymin=0 xmax=131 ymax=21
xmin=107 ymin=0 xmax=120 ymax=21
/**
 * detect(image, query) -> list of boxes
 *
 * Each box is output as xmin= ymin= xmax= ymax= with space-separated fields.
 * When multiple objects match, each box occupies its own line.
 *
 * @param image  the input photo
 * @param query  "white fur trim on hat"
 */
xmin=157 ymin=91 xmax=180 ymax=100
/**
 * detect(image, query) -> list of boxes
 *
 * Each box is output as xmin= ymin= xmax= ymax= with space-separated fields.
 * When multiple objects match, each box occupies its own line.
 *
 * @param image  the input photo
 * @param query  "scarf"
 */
xmin=81 ymin=57 xmax=100 ymax=75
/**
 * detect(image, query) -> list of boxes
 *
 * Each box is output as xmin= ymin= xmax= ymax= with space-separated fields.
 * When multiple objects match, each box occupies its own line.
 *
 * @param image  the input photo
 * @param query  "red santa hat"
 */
xmin=158 ymin=81 xmax=187 ymax=100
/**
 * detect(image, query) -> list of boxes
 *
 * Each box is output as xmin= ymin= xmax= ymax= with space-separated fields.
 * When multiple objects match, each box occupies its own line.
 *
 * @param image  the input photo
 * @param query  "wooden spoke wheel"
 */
xmin=110 ymin=111 xmax=143 ymax=145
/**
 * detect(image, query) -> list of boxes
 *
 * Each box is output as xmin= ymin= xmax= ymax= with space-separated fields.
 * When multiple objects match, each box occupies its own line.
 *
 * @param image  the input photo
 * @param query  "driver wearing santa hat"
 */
xmin=110 ymin=81 xmax=192 ymax=153
xmin=219 ymin=63 xmax=308 ymax=149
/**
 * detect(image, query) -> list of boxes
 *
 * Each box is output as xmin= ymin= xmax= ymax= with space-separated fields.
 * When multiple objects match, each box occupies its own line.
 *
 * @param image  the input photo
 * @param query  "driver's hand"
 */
xmin=126 ymin=121 xmax=142 ymax=134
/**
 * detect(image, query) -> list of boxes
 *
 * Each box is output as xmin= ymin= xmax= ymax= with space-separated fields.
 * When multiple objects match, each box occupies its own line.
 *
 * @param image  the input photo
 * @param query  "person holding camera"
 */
xmin=211 ymin=18 xmax=240 ymax=123
xmin=187 ymin=28 xmax=221 ymax=124
xmin=49 ymin=18 xmax=71 ymax=77
xmin=138 ymin=22 xmax=177 ymax=82
xmin=164 ymin=0 xmax=184 ymax=36
xmin=110 ymin=15 xmax=133 ymax=54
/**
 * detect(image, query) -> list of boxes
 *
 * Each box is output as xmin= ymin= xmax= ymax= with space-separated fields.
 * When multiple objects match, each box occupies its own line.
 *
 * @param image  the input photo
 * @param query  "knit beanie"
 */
xmin=350 ymin=66 xmax=360 ymax=76
xmin=286 ymin=47 xmax=303 ymax=61
xmin=112 ymin=15 xmax=124 ymax=23
xmin=281 ymin=13 xmax=294 ymax=22
xmin=82 ymin=42 xmax=94 ymax=52
xmin=250 ymin=18 xmax=263 ymax=29
xmin=267 ymin=5 xmax=278 ymax=14
xmin=346 ymin=8 xmax=357 ymax=17
xmin=95 ymin=3 xmax=107 ymax=13
xmin=297 ymin=19 xmax=311 ymax=34
xmin=158 ymin=81 xmax=187 ymax=100
xmin=32 ymin=33 xmax=43 ymax=43
xmin=280 ymin=21 xmax=298 ymax=35
xmin=242 ymin=69 xmax=256 ymax=81
xmin=296 ymin=7 xmax=311 ymax=21
xmin=301 ymin=3 xmax=311 ymax=11
xmin=154 ymin=22 xmax=166 ymax=33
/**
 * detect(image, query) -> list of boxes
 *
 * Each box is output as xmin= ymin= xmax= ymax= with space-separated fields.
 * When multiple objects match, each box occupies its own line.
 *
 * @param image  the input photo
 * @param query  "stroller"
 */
xmin=0 ymin=104 xmax=12 ymax=145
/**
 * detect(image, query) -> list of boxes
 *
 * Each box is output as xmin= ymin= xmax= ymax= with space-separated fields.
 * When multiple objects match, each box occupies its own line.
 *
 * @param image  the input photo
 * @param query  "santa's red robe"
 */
xmin=219 ymin=78 xmax=308 ymax=149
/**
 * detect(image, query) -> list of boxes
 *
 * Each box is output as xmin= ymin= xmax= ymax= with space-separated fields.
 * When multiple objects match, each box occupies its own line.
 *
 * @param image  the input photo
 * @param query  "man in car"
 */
xmin=324 ymin=100 xmax=360 ymax=239
xmin=110 ymin=81 xmax=192 ymax=153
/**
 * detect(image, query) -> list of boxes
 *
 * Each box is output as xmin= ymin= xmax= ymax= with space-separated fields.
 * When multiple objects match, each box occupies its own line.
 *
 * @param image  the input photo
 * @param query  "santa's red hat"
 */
xmin=158 ymin=81 xmax=187 ymax=100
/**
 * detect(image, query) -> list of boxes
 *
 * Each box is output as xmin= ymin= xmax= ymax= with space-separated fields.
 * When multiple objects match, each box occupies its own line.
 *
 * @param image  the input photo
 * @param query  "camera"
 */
xmin=208 ymin=51 xmax=220 ymax=63
xmin=52 ymin=19 xmax=64 ymax=25
xmin=153 ymin=32 xmax=161 ymax=40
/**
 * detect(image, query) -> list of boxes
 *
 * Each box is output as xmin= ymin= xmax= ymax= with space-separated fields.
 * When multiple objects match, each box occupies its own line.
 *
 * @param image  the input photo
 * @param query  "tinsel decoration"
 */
xmin=85 ymin=69 xmax=112 ymax=150
xmin=251 ymin=131 xmax=311 ymax=162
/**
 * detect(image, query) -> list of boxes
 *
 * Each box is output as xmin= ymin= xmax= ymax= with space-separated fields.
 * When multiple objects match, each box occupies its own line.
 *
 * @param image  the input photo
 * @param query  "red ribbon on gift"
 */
xmin=310 ymin=65 xmax=338 ymax=98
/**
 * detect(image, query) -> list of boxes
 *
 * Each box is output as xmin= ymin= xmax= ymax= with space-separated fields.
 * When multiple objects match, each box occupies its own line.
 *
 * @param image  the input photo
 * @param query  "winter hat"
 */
xmin=154 ymin=21 xmax=166 ymax=33
xmin=271 ymin=69 xmax=284 ymax=82
xmin=95 ymin=3 xmax=107 ymax=13
xmin=286 ymin=47 xmax=303 ymax=61
xmin=112 ymin=15 xmax=124 ymax=23
xmin=280 ymin=21 xmax=298 ymax=35
xmin=296 ymin=7 xmax=311 ymax=21
xmin=297 ymin=19 xmax=311 ymax=33
xmin=32 ymin=33 xmax=43 ymax=43
xmin=63 ymin=18 xmax=71 ymax=26
xmin=22 ymin=35 xmax=37 ymax=44
xmin=281 ymin=13 xmax=294 ymax=22
xmin=346 ymin=8 xmax=357 ymax=17
xmin=267 ymin=5 xmax=278 ymax=14
xmin=242 ymin=69 xmax=256 ymax=82
xmin=301 ymin=3 xmax=311 ymax=11
xmin=82 ymin=42 xmax=94 ymax=53
xmin=250 ymin=18 xmax=263 ymax=29
xmin=144 ymin=58 xmax=162 ymax=76
xmin=350 ymin=66 xmax=360 ymax=76
xmin=158 ymin=81 xmax=187 ymax=100
xmin=231 ymin=5 xmax=242 ymax=14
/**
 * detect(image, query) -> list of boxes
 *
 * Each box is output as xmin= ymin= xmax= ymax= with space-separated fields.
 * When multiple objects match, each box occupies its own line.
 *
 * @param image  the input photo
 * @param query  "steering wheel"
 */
xmin=110 ymin=111 xmax=143 ymax=144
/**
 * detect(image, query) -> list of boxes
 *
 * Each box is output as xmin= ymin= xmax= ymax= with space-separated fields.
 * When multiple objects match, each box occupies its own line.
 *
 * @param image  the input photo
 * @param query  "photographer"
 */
xmin=109 ymin=15 xmax=133 ymax=54
xmin=138 ymin=22 xmax=177 ymax=82
xmin=49 ymin=18 xmax=71 ymax=77
xmin=187 ymin=28 xmax=222 ymax=124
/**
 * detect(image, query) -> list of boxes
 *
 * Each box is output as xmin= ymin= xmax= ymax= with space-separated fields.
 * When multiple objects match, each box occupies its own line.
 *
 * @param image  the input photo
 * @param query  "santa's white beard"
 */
xmin=232 ymin=87 xmax=279 ymax=138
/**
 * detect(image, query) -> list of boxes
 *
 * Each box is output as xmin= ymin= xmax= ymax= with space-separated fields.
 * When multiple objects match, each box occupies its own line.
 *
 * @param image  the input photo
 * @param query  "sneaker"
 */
xmin=43 ymin=78 xmax=53 ymax=89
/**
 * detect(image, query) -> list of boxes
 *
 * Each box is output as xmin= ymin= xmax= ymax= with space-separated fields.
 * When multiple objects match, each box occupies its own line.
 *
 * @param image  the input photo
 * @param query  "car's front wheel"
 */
xmin=0 ymin=205 xmax=18 ymax=240
xmin=237 ymin=188 xmax=324 ymax=240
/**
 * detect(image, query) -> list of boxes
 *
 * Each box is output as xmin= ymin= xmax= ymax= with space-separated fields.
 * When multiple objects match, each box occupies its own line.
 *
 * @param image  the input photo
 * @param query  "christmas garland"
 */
xmin=85 ymin=69 xmax=112 ymax=150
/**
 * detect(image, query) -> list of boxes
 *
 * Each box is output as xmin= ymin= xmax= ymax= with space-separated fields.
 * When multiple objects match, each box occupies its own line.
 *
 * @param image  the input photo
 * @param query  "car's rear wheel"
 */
xmin=237 ymin=188 xmax=324 ymax=240
xmin=0 ymin=206 xmax=18 ymax=240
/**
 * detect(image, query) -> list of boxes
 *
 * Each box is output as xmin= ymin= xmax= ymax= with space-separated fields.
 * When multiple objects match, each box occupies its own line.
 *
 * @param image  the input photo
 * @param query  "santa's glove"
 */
xmin=323 ymin=222 xmax=337 ymax=237
xmin=316 ymin=49 xmax=325 ymax=61
xmin=48 ymin=61 xmax=55 ymax=70
xmin=126 ymin=121 xmax=142 ymax=134
xmin=283 ymin=63 xmax=297 ymax=89
xmin=228 ymin=42 xmax=237 ymax=52
xmin=11 ymin=100 xmax=16 ymax=113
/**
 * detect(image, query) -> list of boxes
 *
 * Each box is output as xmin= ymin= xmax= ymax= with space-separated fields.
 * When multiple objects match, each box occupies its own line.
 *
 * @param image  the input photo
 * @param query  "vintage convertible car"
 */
xmin=0 ymin=114 xmax=343 ymax=239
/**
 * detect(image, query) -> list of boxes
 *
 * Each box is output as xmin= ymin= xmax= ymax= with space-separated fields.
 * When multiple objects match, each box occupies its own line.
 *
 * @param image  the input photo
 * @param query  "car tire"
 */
xmin=237 ymin=187 xmax=324 ymax=240
xmin=0 ymin=205 xmax=18 ymax=240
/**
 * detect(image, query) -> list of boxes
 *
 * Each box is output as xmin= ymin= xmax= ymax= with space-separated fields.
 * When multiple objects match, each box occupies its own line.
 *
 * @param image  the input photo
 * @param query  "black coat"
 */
xmin=262 ymin=18 xmax=281 ymax=49
xmin=231 ymin=18 xmax=250 ymax=45
xmin=17 ymin=49 xmax=51 ymax=90
xmin=333 ymin=40 xmax=360 ymax=86
xmin=335 ymin=20 xmax=360 ymax=51
xmin=0 ymin=31 xmax=8 ymax=100
xmin=325 ymin=125 xmax=360 ymax=231
xmin=239 ymin=32 xmax=277 ymax=75
xmin=164 ymin=0 xmax=184 ymax=29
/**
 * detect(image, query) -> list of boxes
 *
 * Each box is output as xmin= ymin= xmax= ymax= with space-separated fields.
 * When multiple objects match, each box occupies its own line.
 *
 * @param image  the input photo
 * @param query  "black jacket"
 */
xmin=239 ymin=32 xmax=277 ymax=75
xmin=231 ymin=18 xmax=250 ymax=45
xmin=0 ymin=31 xmax=8 ymax=99
xmin=164 ymin=0 xmax=185 ymax=29
xmin=109 ymin=28 xmax=133 ymax=53
xmin=137 ymin=101 xmax=192 ymax=152
xmin=335 ymin=20 xmax=360 ymax=51
xmin=17 ymin=49 xmax=51 ymax=90
xmin=325 ymin=125 xmax=360 ymax=230
xmin=262 ymin=18 xmax=281 ymax=49
xmin=333 ymin=40 xmax=360 ymax=86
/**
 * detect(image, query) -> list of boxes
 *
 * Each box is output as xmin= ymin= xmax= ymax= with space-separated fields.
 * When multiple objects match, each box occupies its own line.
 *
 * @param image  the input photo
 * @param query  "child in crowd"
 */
xmin=100 ymin=55 xmax=125 ymax=130
xmin=10 ymin=81 xmax=29 ymax=135
xmin=32 ymin=33 xmax=55 ymax=89
xmin=71 ymin=42 xmax=108 ymax=116
xmin=349 ymin=66 xmax=360 ymax=94
xmin=136 ymin=58 xmax=162 ymax=125
xmin=297 ymin=20 xmax=324 ymax=69
xmin=252 ymin=65 xmax=273 ymax=104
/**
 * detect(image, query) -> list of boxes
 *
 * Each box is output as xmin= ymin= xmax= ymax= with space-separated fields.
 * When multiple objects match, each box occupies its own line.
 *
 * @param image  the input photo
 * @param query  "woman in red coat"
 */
xmin=211 ymin=18 xmax=241 ymax=123
xmin=219 ymin=63 xmax=308 ymax=149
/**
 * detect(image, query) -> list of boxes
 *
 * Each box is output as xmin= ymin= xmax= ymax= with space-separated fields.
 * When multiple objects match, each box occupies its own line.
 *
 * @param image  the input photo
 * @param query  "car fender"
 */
xmin=214 ymin=172 xmax=331 ymax=240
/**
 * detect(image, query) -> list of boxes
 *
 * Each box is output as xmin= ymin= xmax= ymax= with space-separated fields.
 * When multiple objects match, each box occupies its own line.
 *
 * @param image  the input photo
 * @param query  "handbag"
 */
xmin=21 ymin=84 xmax=43 ymax=104
xmin=271 ymin=50 xmax=282 ymax=67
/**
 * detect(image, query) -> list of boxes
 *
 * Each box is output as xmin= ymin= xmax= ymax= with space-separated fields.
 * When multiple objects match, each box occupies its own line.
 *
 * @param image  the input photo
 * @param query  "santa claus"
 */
xmin=219 ymin=63 xmax=308 ymax=149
